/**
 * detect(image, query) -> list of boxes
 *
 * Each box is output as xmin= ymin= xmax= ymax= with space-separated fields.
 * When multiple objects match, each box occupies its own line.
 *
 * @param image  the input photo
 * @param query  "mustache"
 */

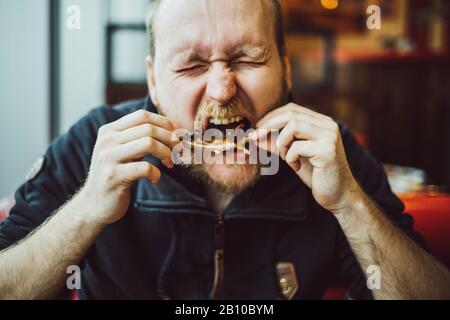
xmin=196 ymin=97 xmax=255 ymax=121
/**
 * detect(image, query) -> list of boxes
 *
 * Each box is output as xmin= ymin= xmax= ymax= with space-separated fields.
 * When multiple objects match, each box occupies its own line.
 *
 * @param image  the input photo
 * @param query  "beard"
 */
xmin=184 ymin=78 xmax=290 ymax=195
xmin=155 ymin=71 xmax=290 ymax=195
xmin=188 ymin=162 xmax=261 ymax=195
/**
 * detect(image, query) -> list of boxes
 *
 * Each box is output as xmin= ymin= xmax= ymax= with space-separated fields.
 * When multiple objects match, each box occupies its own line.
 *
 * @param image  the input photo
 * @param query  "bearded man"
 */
xmin=1 ymin=0 xmax=449 ymax=299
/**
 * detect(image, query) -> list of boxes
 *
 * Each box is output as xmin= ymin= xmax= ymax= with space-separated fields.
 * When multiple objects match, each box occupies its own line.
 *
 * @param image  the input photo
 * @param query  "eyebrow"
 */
xmin=168 ymin=48 xmax=205 ymax=65
xmin=230 ymin=46 xmax=270 ymax=60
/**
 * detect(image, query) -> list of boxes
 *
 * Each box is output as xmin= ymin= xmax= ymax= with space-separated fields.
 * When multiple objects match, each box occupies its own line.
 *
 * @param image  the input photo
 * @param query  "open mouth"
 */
xmin=206 ymin=115 xmax=252 ymax=139
xmin=183 ymin=115 xmax=253 ymax=154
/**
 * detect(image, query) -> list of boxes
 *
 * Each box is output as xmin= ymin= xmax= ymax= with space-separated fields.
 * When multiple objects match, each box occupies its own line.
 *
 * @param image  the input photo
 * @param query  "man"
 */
xmin=0 ymin=0 xmax=449 ymax=300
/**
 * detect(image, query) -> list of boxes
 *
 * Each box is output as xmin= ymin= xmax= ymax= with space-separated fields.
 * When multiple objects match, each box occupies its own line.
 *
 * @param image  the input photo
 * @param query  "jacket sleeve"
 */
xmin=331 ymin=123 xmax=430 ymax=300
xmin=0 ymin=107 xmax=109 ymax=251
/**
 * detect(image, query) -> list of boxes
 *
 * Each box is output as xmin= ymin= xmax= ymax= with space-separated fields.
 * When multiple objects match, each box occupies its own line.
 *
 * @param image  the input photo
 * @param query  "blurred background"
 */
xmin=0 ymin=0 xmax=449 ymax=199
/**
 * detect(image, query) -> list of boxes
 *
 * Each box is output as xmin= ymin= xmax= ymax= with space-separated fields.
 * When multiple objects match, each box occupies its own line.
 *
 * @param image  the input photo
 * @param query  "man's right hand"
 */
xmin=79 ymin=110 xmax=177 ymax=226
xmin=0 ymin=109 xmax=178 ymax=299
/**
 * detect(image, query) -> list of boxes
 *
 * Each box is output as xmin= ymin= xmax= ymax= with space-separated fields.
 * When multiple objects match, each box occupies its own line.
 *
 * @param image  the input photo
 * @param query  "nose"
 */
xmin=205 ymin=62 xmax=237 ymax=105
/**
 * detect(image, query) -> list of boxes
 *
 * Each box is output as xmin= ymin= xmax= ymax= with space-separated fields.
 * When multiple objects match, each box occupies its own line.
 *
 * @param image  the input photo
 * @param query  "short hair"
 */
xmin=145 ymin=0 xmax=286 ymax=59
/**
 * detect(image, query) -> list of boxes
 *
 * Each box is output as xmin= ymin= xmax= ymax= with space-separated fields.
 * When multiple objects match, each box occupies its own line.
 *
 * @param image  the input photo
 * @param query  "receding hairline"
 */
xmin=145 ymin=0 xmax=285 ymax=59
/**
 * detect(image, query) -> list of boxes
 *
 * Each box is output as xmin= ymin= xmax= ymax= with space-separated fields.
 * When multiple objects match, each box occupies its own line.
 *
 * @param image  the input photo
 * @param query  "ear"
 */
xmin=146 ymin=55 xmax=159 ymax=106
xmin=281 ymin=49 xmax=292 ymax=92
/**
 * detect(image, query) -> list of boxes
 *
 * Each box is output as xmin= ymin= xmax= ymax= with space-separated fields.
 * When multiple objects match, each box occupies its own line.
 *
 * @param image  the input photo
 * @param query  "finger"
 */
xmin=250 ymin=127 xmax=279 ymax=142
xmin=118 ymin=161 xmax=161 ymax=184
xmin=252 ymin=130 xmax=279 ymax=154
xmin=108 ymin=109 xmax=174 ymax=132
xmin=257 ymin=108 xmax=336 ymax=133
xmin=284 ymin=141 xmax=321 ymax=172
xmin=286 ymin=140 xmax=323 ymax=160
xmin=114 ymin=136 xmax=174 ymax=167
xmin=277 ymin=120 xmax=331 ymax=159
xmin=257 ymin=103 xmax=332 ymax=127
xmin=259 ymin=103 xmax=332 ymax=123
xmin=116 ymin=123 xmax=179 ymax=148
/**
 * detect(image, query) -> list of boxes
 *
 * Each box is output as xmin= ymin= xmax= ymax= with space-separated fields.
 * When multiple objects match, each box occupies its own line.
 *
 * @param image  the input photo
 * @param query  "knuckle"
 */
xmin=329 ymin=131 xmax=339 ymax=143
xmin=162 ymin=118 xmax=172 ymax=129
xmin=296 ymin=119 xmax=309 ymax=131
xmin=330 ymin=145 xmax=337 ymax=156
xmin=287 ymin=102 xmax=298 ymax=109
xmin=324 ymin=144 xmax=336 ymax=159
xmin=292 ymin=141 xmax=302 ymax=150
xmin=143 ymin=136 xmax=154 ymax=149
xmin=136 ymin=109 xmax=149 ymax=119
xmin=330 ymin=120 xmax=339 ymax=132
xmin=284 ymin=119 xmax=296 ymax=131
xmin=287 ymin=110 xmax=297 ymax=119
xmin=98 ymin=124 xmax=110 ymax=135
xmin=104 ymin=165 xmax=116 ymax=182
xmin=143 ymin=123 xmax=153 ymax=135
xmin=100 ymin=133 xmax=114 ymax=144
xmin=99 ymin=149 xmax=113 ymax=162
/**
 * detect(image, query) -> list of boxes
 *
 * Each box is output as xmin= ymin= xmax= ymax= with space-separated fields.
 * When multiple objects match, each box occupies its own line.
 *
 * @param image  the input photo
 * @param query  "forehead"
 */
xmin=154 ymin=0 xmax=275 ymax=60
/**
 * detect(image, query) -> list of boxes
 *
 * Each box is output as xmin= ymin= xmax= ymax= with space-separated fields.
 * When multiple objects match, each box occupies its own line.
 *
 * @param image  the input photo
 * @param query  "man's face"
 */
xmin=147 ymin=0 xmax=291 ymax=193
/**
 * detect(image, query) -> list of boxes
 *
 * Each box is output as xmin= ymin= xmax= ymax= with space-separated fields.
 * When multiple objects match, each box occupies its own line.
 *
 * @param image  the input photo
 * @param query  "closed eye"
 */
xmin=175 ymin=65 xmax=207 ymax=73
xmin=231 ymin=61 xmax=265 ymax=68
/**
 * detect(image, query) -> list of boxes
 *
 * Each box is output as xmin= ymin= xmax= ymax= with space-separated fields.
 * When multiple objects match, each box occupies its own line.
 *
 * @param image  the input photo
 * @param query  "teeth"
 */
xmin=209 ymin=116 xmax=243 ymax=125
xmin=209 ymin=118 xmax=222 ymax=125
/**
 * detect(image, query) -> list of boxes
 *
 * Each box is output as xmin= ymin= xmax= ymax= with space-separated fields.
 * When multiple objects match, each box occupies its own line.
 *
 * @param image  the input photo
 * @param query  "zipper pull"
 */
xmin=210 ymin=214 xmax=224 ymax=299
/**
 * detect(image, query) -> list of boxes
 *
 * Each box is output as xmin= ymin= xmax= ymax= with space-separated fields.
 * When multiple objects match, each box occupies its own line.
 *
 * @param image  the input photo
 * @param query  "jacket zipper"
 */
xmin=210 ymin=212 xmax=224 ymax=299
xmin=135 ymin=203 xmax=307 ymax=300
xmin=135 ymin=203 xmax=225 ymax=299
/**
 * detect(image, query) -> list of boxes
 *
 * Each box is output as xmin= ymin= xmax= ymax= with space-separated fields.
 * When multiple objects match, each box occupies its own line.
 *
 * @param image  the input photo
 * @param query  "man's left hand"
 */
xmin=256 ymin=103 xmax=360 ymax=213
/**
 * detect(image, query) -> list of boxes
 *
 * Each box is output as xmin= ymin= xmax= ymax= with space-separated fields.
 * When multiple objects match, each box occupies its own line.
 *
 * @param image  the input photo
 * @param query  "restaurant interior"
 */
xmin=0 ymin=0 xmax=449 ymax=299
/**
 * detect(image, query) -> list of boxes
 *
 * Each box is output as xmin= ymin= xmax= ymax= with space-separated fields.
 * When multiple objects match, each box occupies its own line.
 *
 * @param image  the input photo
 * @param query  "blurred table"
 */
xmin=400 ymin=194 xmax=450 ymax=267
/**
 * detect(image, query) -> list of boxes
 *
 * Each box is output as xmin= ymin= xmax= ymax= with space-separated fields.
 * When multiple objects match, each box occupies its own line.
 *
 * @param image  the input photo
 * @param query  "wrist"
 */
xmin=331 ymin=183 xmax=380 ymax=238
xmin=330 ymin=179 xmax=364 ymax=216
xmin=67 ymin=188 xmax=108 ymax=229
